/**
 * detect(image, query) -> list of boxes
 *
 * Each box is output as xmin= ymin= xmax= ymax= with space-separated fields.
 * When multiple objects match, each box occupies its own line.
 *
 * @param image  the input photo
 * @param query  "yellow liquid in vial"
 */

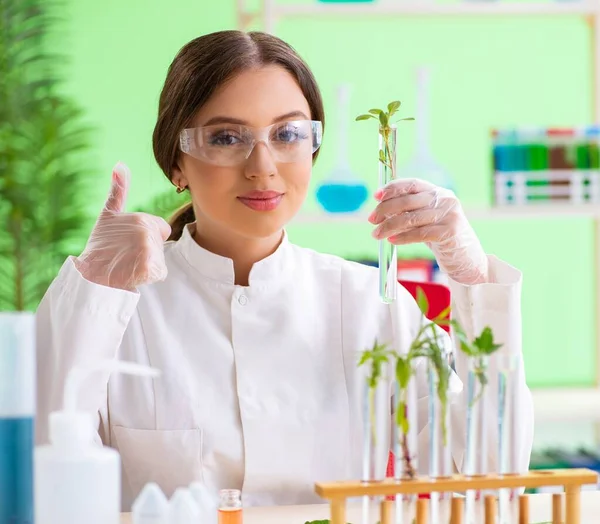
xmin=218 ymin=507 xmax=242 ymax=524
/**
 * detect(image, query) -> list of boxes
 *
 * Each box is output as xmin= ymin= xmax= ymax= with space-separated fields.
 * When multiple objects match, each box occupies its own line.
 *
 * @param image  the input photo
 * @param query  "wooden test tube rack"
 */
xmin=314 ymin=468 xmax=598 ymax=524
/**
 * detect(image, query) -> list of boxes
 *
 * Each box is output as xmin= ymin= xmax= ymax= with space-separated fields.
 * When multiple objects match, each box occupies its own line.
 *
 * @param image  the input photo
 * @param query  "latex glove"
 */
xmin=74 ymin=162 xmax=171 ymax=290
xmin=368 ymin=178 xmax=489 ymax=285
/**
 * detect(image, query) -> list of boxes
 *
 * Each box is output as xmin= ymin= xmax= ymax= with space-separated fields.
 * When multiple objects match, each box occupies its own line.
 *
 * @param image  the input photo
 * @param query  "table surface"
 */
xmin=120 ymin=491 xmax=600 ymax=523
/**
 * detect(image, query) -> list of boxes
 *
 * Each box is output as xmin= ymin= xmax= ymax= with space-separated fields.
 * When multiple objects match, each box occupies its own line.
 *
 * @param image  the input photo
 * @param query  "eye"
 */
xmin=273 ymin=124 xmax=308 ymax=143
xmin=208 ymin=131 xmax=243 ymax=147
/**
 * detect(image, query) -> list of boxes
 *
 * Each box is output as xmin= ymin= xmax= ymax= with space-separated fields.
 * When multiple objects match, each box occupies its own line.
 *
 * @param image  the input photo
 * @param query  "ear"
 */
xmin=171 ymin=165 xmax=188 ymax=190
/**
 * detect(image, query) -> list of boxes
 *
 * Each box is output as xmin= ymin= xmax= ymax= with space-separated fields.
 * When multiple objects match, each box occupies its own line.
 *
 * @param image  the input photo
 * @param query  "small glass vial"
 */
xmin=218 ymin=489 xmax=242 ymax=524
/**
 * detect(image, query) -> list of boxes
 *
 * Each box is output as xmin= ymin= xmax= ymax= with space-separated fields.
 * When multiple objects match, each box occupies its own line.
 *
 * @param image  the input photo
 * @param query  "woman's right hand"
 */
xmin=74 ymin=162 xmax=172 ymax=291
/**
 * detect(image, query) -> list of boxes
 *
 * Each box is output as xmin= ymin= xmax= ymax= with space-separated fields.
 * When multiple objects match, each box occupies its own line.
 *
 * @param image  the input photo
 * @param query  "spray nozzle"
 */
xmin=49 ymin=359 xmax=161 ymax=447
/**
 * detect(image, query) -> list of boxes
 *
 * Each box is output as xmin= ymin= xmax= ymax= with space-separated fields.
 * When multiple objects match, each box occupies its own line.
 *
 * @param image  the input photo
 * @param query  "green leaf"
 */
xmin=396 ymin=400 xmax=409 ymax=434
xmin=460 ymin=339 xmax=475 ymax=357
xmin=368 ymin=108 xmax=383 ymax=115
xmin=378 ymin=149 xmax=386 ymax=163
xmin=355 ymin=114 xmax=375 ymax=121
xmin=473 ymin=326 xmax=503 ymax=355
xmin=387 ymin=100 xmax=401 ymax=114
xmin=433 ymin=305 xmax=451 ymax=324
xmin=395 ymin=357 xmax=412 ymax=388
xmin=358 ymin=351 xmax=371 ymax=366
xmin=415 ymin=286 xmax=429 ymax=316
xmin=397 ymin=117 xmax=415 ymax=122
xmin=378 ymin=112 xmax=389 ymax=127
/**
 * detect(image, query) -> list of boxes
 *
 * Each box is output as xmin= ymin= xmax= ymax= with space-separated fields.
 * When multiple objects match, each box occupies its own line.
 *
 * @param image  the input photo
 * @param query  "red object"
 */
xmin=385 ymin=279 xmax=452 ymax=498
xmin=399 ymin=280 xmax=451 ymax=333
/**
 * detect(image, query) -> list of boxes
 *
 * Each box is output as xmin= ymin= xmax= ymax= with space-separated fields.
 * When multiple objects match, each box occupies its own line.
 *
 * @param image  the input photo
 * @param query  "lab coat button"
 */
xmin=238 ymin=294 xmax=248 ymax=306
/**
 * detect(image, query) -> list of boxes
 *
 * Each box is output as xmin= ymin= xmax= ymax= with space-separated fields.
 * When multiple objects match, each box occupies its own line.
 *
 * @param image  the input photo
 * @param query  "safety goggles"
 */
xmin=179 ymin=119 xmax=323 ymax=167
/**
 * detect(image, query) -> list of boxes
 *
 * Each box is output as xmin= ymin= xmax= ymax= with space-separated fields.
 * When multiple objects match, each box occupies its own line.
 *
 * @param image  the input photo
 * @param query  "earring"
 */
xmin=176 ymin=185 xmax=186 ymax=194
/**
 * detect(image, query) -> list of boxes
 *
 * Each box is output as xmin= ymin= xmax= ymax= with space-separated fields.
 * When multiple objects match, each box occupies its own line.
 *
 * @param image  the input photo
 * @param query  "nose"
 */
xmin=243 ymin=141 xmax=276 ymax=179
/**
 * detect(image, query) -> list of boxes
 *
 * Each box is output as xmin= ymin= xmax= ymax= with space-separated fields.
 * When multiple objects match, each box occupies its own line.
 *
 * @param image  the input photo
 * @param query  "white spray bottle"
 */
xmin=34 ymin=360 xmax=160 ymax=524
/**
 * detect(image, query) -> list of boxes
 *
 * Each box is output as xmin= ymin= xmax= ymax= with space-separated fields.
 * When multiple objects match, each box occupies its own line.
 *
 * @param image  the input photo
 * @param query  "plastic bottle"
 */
xmin=0 ymin=312 xmax=35 ymax=524
xmin=169 ymin=487 xmax=200 ymax=523
xmin=190 ymin=481 xmax=218 ymax=524
xmin=132 ymin=483 xmax=169 ymax=524
xmin=34 ymin=360 xmax=161 ymax=524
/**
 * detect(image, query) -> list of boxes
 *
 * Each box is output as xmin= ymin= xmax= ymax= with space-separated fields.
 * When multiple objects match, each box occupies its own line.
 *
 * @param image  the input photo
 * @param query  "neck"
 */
xmin=191 ymin=221 xmax=283 ymax=286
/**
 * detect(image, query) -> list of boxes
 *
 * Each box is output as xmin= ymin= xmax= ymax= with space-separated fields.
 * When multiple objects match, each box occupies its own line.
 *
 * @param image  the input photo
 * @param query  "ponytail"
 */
xmin=168 ymin=202 xmax=195 ymax=241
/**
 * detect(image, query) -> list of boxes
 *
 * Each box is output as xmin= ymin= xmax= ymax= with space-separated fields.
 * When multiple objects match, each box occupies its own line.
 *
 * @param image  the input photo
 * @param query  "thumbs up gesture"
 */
xmin=74 ymin=162 xmax=172 ymax=290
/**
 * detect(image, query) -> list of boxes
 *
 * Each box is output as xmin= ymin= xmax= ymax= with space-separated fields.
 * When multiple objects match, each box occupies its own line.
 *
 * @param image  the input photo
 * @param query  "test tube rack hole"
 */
xmin=314 ymin=468 xmax=598 ymax=524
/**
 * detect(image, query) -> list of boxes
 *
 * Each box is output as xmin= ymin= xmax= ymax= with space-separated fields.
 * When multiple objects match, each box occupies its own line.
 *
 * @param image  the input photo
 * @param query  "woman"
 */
xmin=35 ymin=30 xmax=533 ymax=509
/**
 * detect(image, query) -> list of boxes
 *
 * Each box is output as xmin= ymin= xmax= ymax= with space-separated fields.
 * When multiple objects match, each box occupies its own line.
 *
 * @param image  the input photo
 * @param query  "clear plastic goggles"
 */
xmin=179 ymin=119 xmax=323 ymax=167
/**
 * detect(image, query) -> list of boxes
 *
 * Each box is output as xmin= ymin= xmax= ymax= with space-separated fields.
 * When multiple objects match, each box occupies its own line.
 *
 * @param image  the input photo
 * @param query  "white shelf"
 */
xmin=273 ymin=1 xmax=599 ymax=18
xmin=292 ymin=204 xmax=600 ymax=225
xmin=533 ymin=387 xmax=600 ymax=422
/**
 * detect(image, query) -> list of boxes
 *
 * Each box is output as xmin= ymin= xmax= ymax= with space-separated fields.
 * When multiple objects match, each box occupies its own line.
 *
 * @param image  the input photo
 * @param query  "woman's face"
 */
xmin=173 ymin=65 xmax=314 ymax=240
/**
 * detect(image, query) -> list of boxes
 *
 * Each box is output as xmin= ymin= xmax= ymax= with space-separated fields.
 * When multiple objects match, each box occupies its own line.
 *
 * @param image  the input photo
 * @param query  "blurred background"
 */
xmin=2 ymin=0 xmax=600 ymax=488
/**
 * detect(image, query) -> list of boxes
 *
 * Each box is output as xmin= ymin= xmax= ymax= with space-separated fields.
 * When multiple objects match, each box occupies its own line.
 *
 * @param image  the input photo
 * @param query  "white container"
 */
xmin=169 ymin=487 xmax=200 ymax=523
xmin=35 ymin=361 xmax=160 ymax=524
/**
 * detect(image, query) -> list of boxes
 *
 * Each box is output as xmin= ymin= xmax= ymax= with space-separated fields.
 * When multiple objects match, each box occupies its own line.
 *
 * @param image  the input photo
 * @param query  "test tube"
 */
xmin=393 ymin=375 xmax=418 ymax=524
xmin=464 ymin=355 xmax=491 ymax=524
xmin=378 ymin=124 xmax=397 ymax=304
xmin=427 ymin=342 xmax=453 ymax=524
xmin=498 ymin=354 xmax=522 ymax=524
xmin=362 ymin=373 xmax=389 ymax=524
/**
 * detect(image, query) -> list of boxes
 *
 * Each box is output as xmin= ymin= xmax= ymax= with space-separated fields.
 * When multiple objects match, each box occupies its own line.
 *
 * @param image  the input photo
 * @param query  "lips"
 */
xmin=239 ymin=190 xmax=283 ymax=199
xmin=237 ymin=190 xmax=284 ymax=212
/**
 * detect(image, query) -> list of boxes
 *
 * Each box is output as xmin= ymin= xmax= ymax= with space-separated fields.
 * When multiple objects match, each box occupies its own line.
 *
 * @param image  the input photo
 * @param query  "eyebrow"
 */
xmin=202 ymin=111 xmax=310 ymax=127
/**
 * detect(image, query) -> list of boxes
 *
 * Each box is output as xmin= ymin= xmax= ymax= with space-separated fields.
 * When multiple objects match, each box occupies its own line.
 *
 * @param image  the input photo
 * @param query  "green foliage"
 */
xmin=357 ymin=285 xmax=503 ymax=477
xmin=0 ymin=0 xmax=93 ymax=310
xmin=358 ymin=340 xmax=391 ymax=446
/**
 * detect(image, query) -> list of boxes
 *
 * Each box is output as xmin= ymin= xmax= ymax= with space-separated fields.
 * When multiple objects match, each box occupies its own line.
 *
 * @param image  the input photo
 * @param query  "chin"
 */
xmin=234 ymin=211 xmax=295 ymax=239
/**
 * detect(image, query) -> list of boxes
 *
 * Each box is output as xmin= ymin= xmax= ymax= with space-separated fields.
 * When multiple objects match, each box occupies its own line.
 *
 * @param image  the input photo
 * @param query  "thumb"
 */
xmin=104 ymin=161 xmax=131 ymax=213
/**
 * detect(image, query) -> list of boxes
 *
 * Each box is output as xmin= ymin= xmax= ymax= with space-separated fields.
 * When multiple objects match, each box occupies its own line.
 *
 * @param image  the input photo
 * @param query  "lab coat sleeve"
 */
xmin=35 ymin=256 xmax=140 ymax=445
xmin=446 ymin=254 xmax=533 ymax=474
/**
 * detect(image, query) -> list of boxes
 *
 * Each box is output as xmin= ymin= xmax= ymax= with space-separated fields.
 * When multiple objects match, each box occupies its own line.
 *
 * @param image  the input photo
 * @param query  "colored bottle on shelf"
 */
xmin=0 ymin=312 xmax=35 ymax=524
xmin=315 ymin=83 xmax=368 ymax=213
xmin=401 ymin=66 xmax=456 ymax=192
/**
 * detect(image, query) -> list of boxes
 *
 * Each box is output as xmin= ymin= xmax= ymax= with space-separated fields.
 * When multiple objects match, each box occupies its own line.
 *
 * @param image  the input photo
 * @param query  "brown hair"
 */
xmin=152 ymin=30 xmax=325 ymax=241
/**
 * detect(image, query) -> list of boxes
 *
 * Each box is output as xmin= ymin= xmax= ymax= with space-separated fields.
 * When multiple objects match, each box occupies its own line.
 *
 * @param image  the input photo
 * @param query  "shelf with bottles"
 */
xmin=492 ymin=126 xmax=600 ymax=207
xmin=527 ymin=447 xmax=600 ymax=494
xmin=292 ymin=202 xmax=600 ymax=225
xmin=268 ymin=0 xmax=600 ymax=18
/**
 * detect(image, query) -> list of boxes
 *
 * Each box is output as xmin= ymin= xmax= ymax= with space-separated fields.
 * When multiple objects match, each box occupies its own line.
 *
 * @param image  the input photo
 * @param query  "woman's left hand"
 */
xmin=368 ymin=178 xmax=489 ymax=285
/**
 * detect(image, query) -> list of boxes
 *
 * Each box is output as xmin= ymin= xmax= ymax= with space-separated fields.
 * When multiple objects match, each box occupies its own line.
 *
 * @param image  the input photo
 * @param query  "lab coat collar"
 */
xmin=175 ymin=223 xmax=293 ymax=288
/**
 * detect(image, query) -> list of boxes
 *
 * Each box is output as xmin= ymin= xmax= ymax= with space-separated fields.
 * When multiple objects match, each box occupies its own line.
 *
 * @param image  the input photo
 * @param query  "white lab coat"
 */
xmin=35 ymin=223 xmax=533 ymax=510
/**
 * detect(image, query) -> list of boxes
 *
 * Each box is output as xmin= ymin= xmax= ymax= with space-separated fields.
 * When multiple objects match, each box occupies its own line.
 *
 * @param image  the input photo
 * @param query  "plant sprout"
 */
xmin=358 ymin=339 xmax=390 ymax=447
xmin=357 ymin=285 xmax=502 ymax=479
xmin=355 ymin=100 xmax=414 ymax=181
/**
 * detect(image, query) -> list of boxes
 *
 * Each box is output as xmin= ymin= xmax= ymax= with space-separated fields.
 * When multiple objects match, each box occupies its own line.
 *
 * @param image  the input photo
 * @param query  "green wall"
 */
xmin=56 ymin=0 xmax=596 ymax=388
